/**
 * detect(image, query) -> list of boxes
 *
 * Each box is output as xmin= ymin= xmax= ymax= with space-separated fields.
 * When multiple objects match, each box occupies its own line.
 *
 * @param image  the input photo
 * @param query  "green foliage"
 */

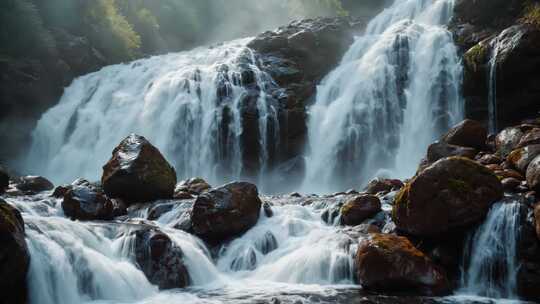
xmin=521 ymin=2 xmax=540 ymax=28
xmin=0 ymin=0 xmax=56 ymax=58
xmin=83 ymin=0 xmax=141 ymax=61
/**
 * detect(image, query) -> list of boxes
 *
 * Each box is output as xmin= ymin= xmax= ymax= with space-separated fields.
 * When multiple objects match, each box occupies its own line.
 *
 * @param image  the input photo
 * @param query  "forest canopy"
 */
xmin=0 ymin=0 xmax=389 ymax=62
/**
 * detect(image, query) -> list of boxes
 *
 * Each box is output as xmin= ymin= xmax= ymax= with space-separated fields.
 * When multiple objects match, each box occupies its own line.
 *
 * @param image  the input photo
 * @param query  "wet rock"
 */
xmin=476 ymin=153 xmax=503 ymax=165
xmin=356 ymin=233 xmax=449 ymax=296
xmin=191 ymin=182 xmax=262 ymax=242
xmin=526 ymin=155 xmax=540 ymax=192
xmin=365 ymin=178 xmax=404 ymax=195
xmin=426 ymin=141 xmax=477 ymax=164
xmin=340 ymin=195 xmax=381 ymax=226
xmin=519 ymin=128 xmax=540 ymax=148
xmin=133 ymin=227 xmax=190 ymax=289
xmin=496 ymin=126 xmax=525 ymax=156
xmin=502 ymin=177 xmax=521 ymax=192
xmin=393 ymin=157 xmax=503 ymax=236
xmin=173 ymin=191 xmax=193 ymax=200
xmin=535 ymin=204 xmax=540 ymax=241
xmin=0 ymin=166 xmax=8 ymax=194
xmin=508 ymin=144 xmax=540 ymax=173
xmin=14 ymin=175 xmax=54 ymax=193
xmin=62 ymin=183 xmax=124 ymax=221
xmin=442 ymin=119 xmax=487 ymax=150
xmin=102 ymin=134 xmax=177 ymax=204
xmin=263 ymin=202 xmax=274 ymax=217
xmin=0 ymin=199 xmax=30 ymax=304
xmin=175 ymin=178 xmax=211 ymax=196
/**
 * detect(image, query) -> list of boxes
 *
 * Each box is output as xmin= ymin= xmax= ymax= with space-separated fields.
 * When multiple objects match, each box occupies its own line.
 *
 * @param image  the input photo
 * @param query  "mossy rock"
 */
xmin=393 ymin=157 xmax=503 ymax=236
xmin=464 ymin=43 xmax=489 ymax=73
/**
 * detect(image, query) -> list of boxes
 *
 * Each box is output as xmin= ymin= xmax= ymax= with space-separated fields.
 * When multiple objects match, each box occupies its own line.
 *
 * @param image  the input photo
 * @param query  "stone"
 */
xmin=102 ymin=134 xmax=177 ymax=204
xmin=14 ymin=175 xmax=54 ymax=193
xmin=442 ymin=119 xmax=487 ymax=150
xmin=340 ymin=195 xmax=381 ymax=226
xmin=393 ymin=157 xmax=503 ymax=236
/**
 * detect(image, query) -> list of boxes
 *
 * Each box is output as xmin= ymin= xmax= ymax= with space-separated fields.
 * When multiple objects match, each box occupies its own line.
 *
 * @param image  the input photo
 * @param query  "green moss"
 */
xmin=448 ymin=178 xmax=473 ymax=193
xmin=464 ymin=43 xmax=488 ymax=72
xmin=521 ymin=2 xmax=540 ymax=28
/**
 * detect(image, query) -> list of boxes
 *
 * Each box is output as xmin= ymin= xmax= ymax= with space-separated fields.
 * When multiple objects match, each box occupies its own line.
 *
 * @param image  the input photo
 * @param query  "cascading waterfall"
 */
xmin=460 ymin=199 xmax=524 ymax=299
xmin=25 ymin=38 xmax=280 ymax=189
xmin=5 ymin=192 xmax=358 ymax=304
xmin=303 ymin=0 xmax=463 ymax=193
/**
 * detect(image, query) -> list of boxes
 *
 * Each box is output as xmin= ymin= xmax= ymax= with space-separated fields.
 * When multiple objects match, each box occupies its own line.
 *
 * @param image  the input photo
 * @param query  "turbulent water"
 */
xmin=303 ymin=0 xmax=463 ymax=193
xmin=26 ymin=38 xmax=280 ymax=189
xmin=460 ymin=199 xmax=524 ymax=299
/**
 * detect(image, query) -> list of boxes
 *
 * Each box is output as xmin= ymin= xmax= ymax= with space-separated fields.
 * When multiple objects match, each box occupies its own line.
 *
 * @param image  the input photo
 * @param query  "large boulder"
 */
xmin=442 ymin=119 xmax=487 ymax=150
xmin=508 ymin=144 xmax=540 ymax=172
xmin=133 ymin=227 xmax=190 ymax=289
xmin=356 ymin=233 xmax=449 ymax=295
xmin=496 ymin=126 xmax=526 ymax=156
xmin=393 ymin=157 xmax=503 ymax=236
xmin=14 ymin=175 xmax=54 ymax=193
xmin=340 ymin=195 xmax=381 ymax=226
xmin=102 ymin=134 xmax=177 ymax=204
xmin=62 ymin=184 xmax=125 ymax=221
xmin=0 ymin=200 xmax=30 ymax=304
xmin=191 ymin=182 xmax=262 ymax=242
xmin=0 ymin=166 xmax=8 ymax=194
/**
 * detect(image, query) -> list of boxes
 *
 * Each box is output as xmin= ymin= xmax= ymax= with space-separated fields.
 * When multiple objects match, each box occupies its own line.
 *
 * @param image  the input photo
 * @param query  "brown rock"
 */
xmin=393 ymin=157 xmax=503 ymax=236
xmin=427 ymin=141 xmax=477 ymax=164
xmin=14 ymin=175 xmax=54 ymax=193
xmin=502 ymin=177 xmax=521 ymax=192
xmin=442 ymin=119 xmax=487 ymax=150
xmin=340 ymin=195 xmax=381 ymax=226
xmin=519 ymin=128 xmax=540 ymax=148
xmin=356 ymin=233 xmax=449 ymax=295
xmin=496 ymin=126 xmax=525 ymax=156
xmin=102 ymin=134 xmax=177 ymax=204
xmin=508 ymin=145 xmax=540 ymax=173
xmin=365 ymin=178 xmax=404 ymax=195
xmin=476 ymin=153 xmax=502 ymax=165
xmin=526 ymin=156 xmax=540 ymax=192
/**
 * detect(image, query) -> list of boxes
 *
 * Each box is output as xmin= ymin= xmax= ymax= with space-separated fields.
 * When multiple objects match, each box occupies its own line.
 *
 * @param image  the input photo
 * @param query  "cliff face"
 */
xmin=451 ymin=0 xmax=540 ymax=131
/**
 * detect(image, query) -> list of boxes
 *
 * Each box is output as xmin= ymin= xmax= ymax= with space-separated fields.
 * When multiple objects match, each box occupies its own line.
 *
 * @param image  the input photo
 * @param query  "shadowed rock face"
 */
xmin=451 ymin=1 xmax=540 ymax=129
xmin=0 ymin=166 xmax=8 ymax=194
xmin=356 ymin=233 xmax=449 ymax=296
xmin=102 ymin=134 xmax=177 ymax=204
xmin=0 ymin=200 xmax=30 ymax=304
xmin=394 ymin=157 xmax=503 ymax=237
xmin=191 ymin=182 xmax=262 ymax=243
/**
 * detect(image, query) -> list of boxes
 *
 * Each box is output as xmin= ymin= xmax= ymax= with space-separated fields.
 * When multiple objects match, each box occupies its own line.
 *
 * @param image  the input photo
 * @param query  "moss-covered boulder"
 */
xmin=340 ymin=195 xmax=381 ymax=226
xmin=356 ymin=233 xmax=449 ymax=296
xmin=191 ymin=182 xmax=262 ymax=243
xmin=102 ymin=134 xmax=176 ymax=204
xmin=393 ymin=157 xmax=503 ymax=236
xmin=0 ymin=199 xmax=30 ymax=304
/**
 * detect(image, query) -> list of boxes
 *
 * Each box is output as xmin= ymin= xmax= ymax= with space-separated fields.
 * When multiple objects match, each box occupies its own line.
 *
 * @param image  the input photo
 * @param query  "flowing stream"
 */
xmin=302 ymin=0 xmax=463 ymax=193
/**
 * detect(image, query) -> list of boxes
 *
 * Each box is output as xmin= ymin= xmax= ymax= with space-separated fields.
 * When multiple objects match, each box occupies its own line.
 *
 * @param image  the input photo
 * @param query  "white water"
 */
xmin=303 ymin=0 xmax=463 ymax=193
xmin=460 ymin=200 xmax=523 ymax=299
xmin=5 ymin=192 xmax=359 ymax=304
xmin=26 ymin=38 xmax=279 ymax=189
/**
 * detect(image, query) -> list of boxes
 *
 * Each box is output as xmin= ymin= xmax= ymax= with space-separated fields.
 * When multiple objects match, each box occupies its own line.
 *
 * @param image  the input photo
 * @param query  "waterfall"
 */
xmin=460 ymin=199 xmax=524 ymax=299
xmin=25 ymin=38 xmax=280 ymax=189
xmin=4 ymin=192 xmax=358 ymax=304
xmin=488 ymin=39 xmax=500 ymax=134
xmin=302 ymin=0 xmax=463 ymax=193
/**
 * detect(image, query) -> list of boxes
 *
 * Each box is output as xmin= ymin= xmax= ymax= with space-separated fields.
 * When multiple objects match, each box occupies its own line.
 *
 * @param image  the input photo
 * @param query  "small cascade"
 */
xmin=303 ymin=0 xmax=463 ymax=193
xmin=460 ymin=199 xmax=524 ymax=299
xmin=25 ymin=39 xmax=281 ymax=189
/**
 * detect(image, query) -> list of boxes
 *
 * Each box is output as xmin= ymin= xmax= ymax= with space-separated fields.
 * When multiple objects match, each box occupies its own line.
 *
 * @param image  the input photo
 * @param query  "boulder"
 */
xmin=442 ymin=119 xmax=487 ymax=150
xmin=191 ymin=182 xmax=262 ymax=242
xmin=133 ymin=227 xmax=190 ymax=289
xmin=102 ymin=134 xmax=177 ymax=204
xmin=62 ymin=184 xmax=125 ymax=221
xmin=0 ymin=166 xmax=8 ymax=194
xmin=476 ymin=153 xmax=503 ymax=165
xmin=340 ymin=195 xmax=381 ymax=226
xmin=426 ymin=141 xmax=477 ymax=164
xmin=519 ymin=128 xmax=540 ymax=148
xmin=364 ymin=178 xmax=404 ymax=195
xmin=496 ymin=126 xmax=525 ymax=156
xmin=175 ymin=178 xmax=211 ymax=196
xmin=356 ymin=233 xmax=449 ymax=295
xmin=393 ymin=157 xmax=503 ymax=236
xmin=0 ymin=200 xmax=30 ymax=304
xmin=508 ymin=144 xmax=540 ymax=173
xmin=502 ymin=177 xmax=521 ymax=192
xmin=14 ymin=175 xmax=54 ymax=193
xmin=526 ymin=155 xmax=540 ymax=192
